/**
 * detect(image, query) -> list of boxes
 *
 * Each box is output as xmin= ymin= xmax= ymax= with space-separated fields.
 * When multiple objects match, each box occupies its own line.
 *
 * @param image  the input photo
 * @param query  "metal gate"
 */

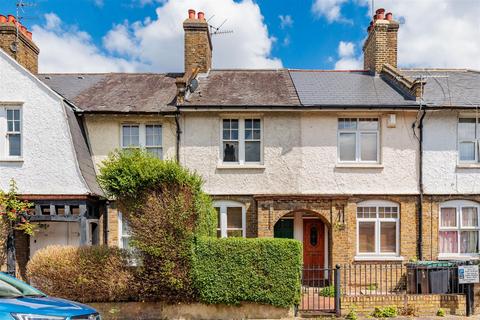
xmin=298 ymin=265 xmax=340 ymax=315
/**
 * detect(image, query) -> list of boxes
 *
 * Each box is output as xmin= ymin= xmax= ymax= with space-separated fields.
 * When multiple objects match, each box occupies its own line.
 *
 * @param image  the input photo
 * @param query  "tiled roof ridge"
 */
xmin=289 ymin=69 xmax=369 ymax=73
xmin=39 ymin=72 xmax=174 ymax=76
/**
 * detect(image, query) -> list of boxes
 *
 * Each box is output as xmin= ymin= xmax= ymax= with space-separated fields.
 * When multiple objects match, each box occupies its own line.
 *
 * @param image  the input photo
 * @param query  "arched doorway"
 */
xmin=273 ymin=210 xmax=329 ymax=269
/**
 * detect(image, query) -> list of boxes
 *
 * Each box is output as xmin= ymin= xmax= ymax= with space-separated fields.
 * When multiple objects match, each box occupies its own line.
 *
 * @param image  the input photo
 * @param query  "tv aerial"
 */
xmin=207 ymin=16 xmax=234 ymax=36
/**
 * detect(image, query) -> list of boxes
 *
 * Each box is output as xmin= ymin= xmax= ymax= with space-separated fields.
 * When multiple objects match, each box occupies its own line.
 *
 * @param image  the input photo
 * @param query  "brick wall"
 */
xmin=107 ymin=203 xmax=120 ymax=247
xmin=0 ymin=24 xmax=39 ymax=74
xmin=15 ymin=230 xmax=29 ymax=280
xmin=342 ymin=294 xmax=466 ymax=317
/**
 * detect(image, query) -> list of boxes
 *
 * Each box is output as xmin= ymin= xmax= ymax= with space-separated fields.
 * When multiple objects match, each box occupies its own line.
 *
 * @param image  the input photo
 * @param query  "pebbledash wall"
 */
xmin=180 ymin=110 xmax=421 ymax=265
xmin=84 ymin=114 xmax=177 ymax=246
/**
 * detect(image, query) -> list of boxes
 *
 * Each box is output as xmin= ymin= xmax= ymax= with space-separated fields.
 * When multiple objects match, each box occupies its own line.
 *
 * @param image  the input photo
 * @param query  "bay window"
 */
xmin=439 ymin=200 xmax=480 ymax=257
xmin=214 ymin=200 xmax=246 ymax=238
xmin=338 ymin=118 xmax=379 ymax=163
xmin=458 ymin=117 xmax=479 ymax=162
xmin=357 ymin=200 xmax=399 ymax=257
xmin=121 ymin=123 xmax=162 ymax=158
xmin=222 ymin=118 xmax=262 ymax=164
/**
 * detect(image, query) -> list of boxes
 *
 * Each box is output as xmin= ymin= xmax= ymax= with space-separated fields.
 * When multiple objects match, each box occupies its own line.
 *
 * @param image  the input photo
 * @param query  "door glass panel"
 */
xmin=310 ymin=226 xmax=318 ymax=246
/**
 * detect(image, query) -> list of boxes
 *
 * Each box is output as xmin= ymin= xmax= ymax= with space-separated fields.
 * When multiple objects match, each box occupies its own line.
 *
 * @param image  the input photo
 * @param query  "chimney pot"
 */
xmin=188 ymin=9 xmax=196 ymax=19
xmin=20 ymin=25 xmax=27 ymax=34
xmin=26 ymin=30 xmax=32 ymax=40
xmin=0 ymin=15 xmax=7 ymax=23
xmin=7 ymin=15 xmax=15 ymax=24
xmin=376 ymin=8 xmax=385 ymax=15
xmin=197 ymin=12 xmax=205 ymax=20
xmin=386 ymin=12 xmax=393 ymax=21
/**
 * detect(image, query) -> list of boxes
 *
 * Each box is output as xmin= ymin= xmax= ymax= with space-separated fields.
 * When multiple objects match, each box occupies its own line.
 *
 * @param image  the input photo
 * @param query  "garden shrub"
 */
xmin=192 ymin=237 xmax=302 ymax=308
xmin=98 ymin=149 xmax=216 ymax=302
xmin=26 ymin=245 xmax=135 ymax=302
xmin=371 ymin=306 xmax=398 ymax=318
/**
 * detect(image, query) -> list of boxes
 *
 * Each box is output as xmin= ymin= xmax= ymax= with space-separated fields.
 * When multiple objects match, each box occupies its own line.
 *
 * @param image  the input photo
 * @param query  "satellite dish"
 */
xmin=10 ymin=42 xmax=18 ymax=52
xmin=189 ymin=79 xmax=199 ymax=93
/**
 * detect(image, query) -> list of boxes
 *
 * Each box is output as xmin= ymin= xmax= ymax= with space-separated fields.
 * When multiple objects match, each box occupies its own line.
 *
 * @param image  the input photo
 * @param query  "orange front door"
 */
xmin=303 ymin=220 xmax=325 ymax=267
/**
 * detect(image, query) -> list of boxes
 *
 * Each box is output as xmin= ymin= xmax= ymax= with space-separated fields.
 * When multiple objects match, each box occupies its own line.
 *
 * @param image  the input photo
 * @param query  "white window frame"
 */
xmin=439 ymin=200 xmax=480 ymax=259
xmin=337 ymin=117 xmax=380 ymax=163
xmin=356 ymin=200 xmax=400 ymax=258
xmin=1 ymin=106 xmax=23 ymax=159
xmin=219 ymin=117 xmax=263 ymax=165
xmin=457 ymin=116 xmax=479 ymax=163
xmin=120 ymin=123 xmax=163 ymax=158
xmin=214 ymin=200 xmax=246 ymax=238
xmin=117 ymin=211 xmax=131 ymax=250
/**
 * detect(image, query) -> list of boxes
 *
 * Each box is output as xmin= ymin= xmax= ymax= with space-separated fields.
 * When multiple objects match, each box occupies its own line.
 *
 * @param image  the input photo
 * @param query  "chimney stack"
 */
xmin=363 ymin=8 xmax=399 ymax=74
xmin=183 ymin=8 xmax=212 ymax=74
xmin=0 ymin=14 xmax=39 ymax=74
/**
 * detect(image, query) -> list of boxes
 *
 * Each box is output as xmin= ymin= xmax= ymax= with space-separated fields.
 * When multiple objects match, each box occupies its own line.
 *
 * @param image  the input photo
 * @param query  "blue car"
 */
xmin=0 ymin=272 xmax=100 ymax=320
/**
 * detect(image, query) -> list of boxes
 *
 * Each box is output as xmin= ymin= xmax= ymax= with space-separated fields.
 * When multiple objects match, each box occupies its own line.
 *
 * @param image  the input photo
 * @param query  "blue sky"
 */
xmin=1 ymin=0 xmax=479 ymax=72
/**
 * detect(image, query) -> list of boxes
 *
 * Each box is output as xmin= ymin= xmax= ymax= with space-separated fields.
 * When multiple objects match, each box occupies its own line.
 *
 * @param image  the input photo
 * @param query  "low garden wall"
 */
xmin=90 ymin=302 xmax=293 ymax=320
xmin=341 ymin=294 xmax=466 ymax=317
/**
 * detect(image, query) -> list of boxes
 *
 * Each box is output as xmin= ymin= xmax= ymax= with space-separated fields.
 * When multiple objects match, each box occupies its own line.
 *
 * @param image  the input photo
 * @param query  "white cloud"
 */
xmin=312 ymin=0 xmax=349 ymax=23
xmin=93 ymin=0 xmax=104 ymax=8
xmin=31 ymin=0 xmax=281 ymax=73
xmin=333 ymin=0 xmax=480 ymax=70
xmin=334 ymin=41 xmax=362 ymax=70
xmin=279 ymin=15 xmax=293 ymax=29
xmin=32 ymin=13 xmax=145 ymax=73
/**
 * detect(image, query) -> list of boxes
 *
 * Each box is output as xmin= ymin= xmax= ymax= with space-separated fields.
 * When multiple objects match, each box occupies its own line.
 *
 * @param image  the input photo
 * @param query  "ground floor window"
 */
xmin=439 ymin=200 xmax=480 ymax=257
xmin=356 ymin=200 xmax=399 ymax=257
xmin=118 ymin=212 xmax=132 ymax=250
xmin=214 ymin=200 xmax=246 ymax=238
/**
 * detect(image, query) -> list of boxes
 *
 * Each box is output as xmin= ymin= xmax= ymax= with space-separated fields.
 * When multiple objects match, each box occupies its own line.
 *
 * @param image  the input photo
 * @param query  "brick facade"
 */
xmin=342 ymin=294 xmax=466 ymax=317
xmin=0 ymin=24 xmax=39 ymax=74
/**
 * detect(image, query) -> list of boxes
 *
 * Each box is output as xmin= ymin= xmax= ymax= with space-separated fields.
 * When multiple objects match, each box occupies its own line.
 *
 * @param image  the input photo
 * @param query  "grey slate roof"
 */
xmin=40 ymin=73 xmax=179 ymax=113
xmin=289 ymin=70 xmax=418 ymax=107
xmin=183 ymin=69 xmax=300 ymax=106
xmin=401 ymin=69 xmax=480 ymax=107
xmin=64 ymin=103 xmax=104 ymax=197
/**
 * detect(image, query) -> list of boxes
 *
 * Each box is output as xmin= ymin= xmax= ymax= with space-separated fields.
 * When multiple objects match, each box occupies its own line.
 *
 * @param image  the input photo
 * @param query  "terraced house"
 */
xmin=1 ymin=7 xmax=480 ymax=282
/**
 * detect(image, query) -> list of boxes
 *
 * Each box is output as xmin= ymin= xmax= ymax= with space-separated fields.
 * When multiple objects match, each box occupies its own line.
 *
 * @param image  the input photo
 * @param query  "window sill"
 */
xmin=336 ymin=163 xmax=384 ymax=169
xmin=0 ymin=158 xmax=24 ymax=163
xmin=354 ymin=255 xmax=404 ymax=262
xmin=456 ymin=163 xmax=480 ymax=169
xmin=216 ymin=164 xmax=266 ymax=170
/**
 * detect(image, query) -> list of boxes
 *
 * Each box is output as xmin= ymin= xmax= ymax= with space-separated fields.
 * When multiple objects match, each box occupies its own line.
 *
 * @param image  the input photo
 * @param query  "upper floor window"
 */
xmin=356 ymin=200 xmax=399 ymax=257
xmin=439 ymin=200 xmax=480 ymax=257
xmin=338 ymin=118 xmax=379 ymax=163
xmin=7 ymin=109 xmax=21 ymax=157
xmin=0 ymin=107 xmax=22 ymax=159
xmin=121 ymin=123 xmax=162 ymax=159
xmin=222 ymin=118 xmax=261 ymax=164
xmin=214 ymin=200 xmax=246 ymax=238
xmin=458 ymin=118 xmax=479 ymax=162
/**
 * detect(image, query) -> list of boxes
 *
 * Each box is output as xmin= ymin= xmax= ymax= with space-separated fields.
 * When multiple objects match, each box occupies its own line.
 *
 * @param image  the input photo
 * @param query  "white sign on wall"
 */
xmin=458 ymin=265 xmax=479 ymax=284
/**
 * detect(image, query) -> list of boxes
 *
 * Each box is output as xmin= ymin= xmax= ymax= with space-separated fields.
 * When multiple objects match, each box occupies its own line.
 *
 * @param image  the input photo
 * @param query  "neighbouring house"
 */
xmin=0 ymin=19 xmax=104 ymax=277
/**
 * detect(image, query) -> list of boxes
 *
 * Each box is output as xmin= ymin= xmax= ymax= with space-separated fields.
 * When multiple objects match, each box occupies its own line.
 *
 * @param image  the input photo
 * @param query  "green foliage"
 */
xmin=0 ymin=179 xmax=35 ymax=235
xmin=345 ymin=308 xmax=358 ymax=320
xmin=319 ymin=285 xmax=336 ymax=297
xmin=437 ymin=308 xmax=446 ymax=317
xmin=98 ymin=149 xmax=216 ymax=302
xmin=371 ymin=306 xmax=398 ymax=318
xmin=27 ymin=246 xmax=136 ymax=302
xmin=192 ymin=237 xmax=302 ymax=308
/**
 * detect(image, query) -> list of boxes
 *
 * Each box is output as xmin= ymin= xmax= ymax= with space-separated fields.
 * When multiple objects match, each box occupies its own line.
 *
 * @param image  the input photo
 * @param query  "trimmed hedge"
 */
xmin=192 ymin=237 xmax=302 ymax=308
xmin=27 ymin=246 xmax=136 ymax=303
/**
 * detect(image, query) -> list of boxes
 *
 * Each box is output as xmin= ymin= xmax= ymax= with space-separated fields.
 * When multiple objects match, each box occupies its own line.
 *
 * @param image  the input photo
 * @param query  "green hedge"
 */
xmin=192 ymin=237 xmax=302 ymax=308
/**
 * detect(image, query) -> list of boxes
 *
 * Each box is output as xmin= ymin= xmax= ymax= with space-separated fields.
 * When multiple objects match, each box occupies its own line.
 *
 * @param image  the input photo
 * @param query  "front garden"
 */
xmin=26 ymin=149 xmax=302 ymax=317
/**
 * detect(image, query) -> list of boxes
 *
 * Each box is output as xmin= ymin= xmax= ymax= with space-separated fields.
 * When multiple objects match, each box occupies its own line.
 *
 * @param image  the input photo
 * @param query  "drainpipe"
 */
xmin=175 ymin=112 xmax=182 ymax=163
xmin=417 ymin=109 xmax=426 ymax=261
